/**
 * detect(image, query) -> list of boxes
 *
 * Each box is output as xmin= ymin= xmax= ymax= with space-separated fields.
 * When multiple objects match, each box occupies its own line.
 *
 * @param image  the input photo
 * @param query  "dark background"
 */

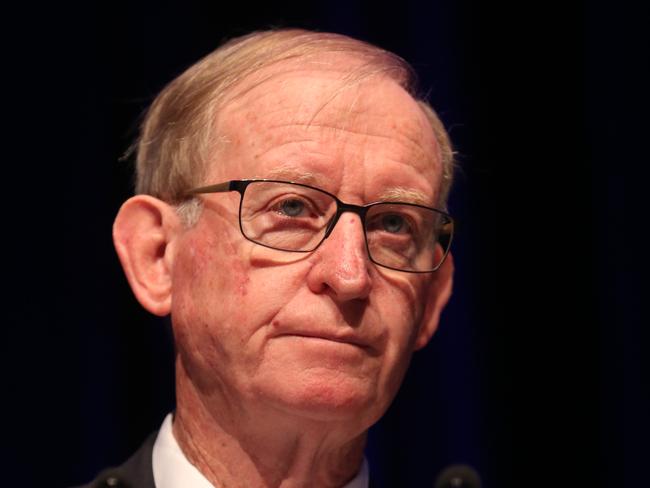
xmin=4 ymin=1 xmax=647 ymax=487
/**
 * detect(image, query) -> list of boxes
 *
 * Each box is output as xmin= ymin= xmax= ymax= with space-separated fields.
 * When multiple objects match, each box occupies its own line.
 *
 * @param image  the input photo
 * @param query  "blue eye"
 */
xmin=278 ymin=199 xmax=305 ymax=217
xmin=382 ymin=214 xmax=406 ymax=233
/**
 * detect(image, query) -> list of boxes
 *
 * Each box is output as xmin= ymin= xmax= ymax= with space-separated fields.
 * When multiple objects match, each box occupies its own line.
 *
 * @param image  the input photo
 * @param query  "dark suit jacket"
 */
xmin=74 ymin=431 xmax=157 ymax=488
xmin=74 ymin=431 xmax=376 ymax=488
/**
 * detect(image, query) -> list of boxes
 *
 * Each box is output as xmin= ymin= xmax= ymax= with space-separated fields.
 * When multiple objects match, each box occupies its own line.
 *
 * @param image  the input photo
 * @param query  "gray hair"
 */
xmin=133 ymin=29 xmax=455 ymax=220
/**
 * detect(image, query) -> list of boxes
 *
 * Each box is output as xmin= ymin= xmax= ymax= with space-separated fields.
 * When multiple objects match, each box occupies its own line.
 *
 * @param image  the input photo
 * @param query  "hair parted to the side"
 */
xmin=134 ymin=28 xmax=455 ymax=211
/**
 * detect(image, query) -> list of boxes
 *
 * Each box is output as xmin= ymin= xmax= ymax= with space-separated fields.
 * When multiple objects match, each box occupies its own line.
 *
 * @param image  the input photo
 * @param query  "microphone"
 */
xmin=92 ymin=469 xmax=133 ymax=488
xmin=434 ymin=464 xmax=482 ymax=488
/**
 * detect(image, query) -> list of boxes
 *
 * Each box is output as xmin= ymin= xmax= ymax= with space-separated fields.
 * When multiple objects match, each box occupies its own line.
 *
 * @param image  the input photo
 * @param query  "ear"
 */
xmin=413 ymin=252 xmax=454 ymax=350
xmin=113 ymin=195 xmax=181 ymax=316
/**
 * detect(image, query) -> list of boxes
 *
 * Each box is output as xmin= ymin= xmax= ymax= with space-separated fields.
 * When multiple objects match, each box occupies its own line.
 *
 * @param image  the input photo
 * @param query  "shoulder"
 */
xmin=72 ymin=431 xmax=158 ymax=488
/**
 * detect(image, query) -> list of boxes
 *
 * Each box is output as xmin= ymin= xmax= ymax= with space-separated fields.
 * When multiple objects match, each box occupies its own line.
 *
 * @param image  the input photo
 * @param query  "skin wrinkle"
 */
xmin=258 ymin=104 xmax=420 ymax=131
xmin=250 ymin=122 xmax=434 ymax=173
xmin=208 ymin=74 xmax=435 ymax=306
xmin=224 ymin=74 xmax=433 ymax=170
xmin=252 ymin=119 xmax=430 ymax=152
xmin=186 ymin=168 xmax=426 ymax=340
xmin=110 ymin=32 xmax=454 ymax=488
xmin=191 ymin=212 xmax=312 ymax=380
xmin=206 ymin=151 xmax=427 ymax=307
xmin=176 ymin=211 xmax=255 ymax=395
xmin=135 ymin=34 xmax=457 ymax=204
xmin=175 ymin=369 xmax=271 ymax=487
xmin=176 ymin=364 xmax=367 ymax=488
xmin=162 ymin=58 xmax=446 ymax=488
xmin=263 ymin=164 xmax=433 ymax=206
xmin=199 ymin=195 xmax=316 ymax=270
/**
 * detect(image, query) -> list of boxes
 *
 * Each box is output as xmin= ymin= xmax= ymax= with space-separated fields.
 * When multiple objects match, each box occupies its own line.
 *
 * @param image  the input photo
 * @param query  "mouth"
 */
xmin=277 ymin=332 xmax=371 ymax=351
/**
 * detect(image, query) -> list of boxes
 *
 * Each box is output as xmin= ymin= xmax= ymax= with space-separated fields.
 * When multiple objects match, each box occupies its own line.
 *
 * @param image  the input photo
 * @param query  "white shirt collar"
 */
xmin=152 ymin=413 xmax=369 ymax=488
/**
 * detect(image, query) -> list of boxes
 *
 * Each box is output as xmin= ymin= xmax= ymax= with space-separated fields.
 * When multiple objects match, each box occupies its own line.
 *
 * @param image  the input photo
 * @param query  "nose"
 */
xmin=306 ymin=213 xmax=373 ymax=302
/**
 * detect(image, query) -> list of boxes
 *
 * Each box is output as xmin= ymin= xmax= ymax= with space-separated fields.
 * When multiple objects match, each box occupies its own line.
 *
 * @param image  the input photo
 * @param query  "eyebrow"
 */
xmin=377 ymin=187 xmax=433 ymax=207
xmin=258 ymin=165 xmax=434 ymax=207
xmin=258 ymin=166 xmax=319 ymax=185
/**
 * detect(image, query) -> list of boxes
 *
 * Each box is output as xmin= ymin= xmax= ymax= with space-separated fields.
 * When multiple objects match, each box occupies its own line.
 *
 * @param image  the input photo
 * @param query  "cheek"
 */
xmin=184 ymin=230 xmax=249 ymax=295
xmin=170 ymin=229 xmax=294 ymax=360
xmin=378 ymin=276 xmax=425 ymax=338
xmin=171 ymin=231 xmax=249 ymax=348
xmin=372 ymin=277 xmax=428 ymax=382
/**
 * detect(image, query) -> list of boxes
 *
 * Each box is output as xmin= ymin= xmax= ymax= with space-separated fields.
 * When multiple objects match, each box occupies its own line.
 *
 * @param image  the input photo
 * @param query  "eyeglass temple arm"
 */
xmin=184 ymin=181 xmax=234 ymax=196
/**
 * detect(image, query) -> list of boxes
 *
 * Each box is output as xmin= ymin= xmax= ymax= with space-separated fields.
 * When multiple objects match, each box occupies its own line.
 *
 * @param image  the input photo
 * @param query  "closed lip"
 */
xmin=276 ymin=331 xmax=372 ymax=351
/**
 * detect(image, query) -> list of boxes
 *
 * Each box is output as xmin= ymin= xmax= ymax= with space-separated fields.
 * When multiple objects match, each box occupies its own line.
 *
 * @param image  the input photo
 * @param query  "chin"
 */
xmin=260 ymin=373 xmax=386 ymax=426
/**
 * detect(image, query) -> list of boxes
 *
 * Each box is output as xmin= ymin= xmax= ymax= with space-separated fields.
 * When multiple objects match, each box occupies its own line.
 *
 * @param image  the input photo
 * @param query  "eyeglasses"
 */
xmin=185 ymin=179 xmax=453 ymax=273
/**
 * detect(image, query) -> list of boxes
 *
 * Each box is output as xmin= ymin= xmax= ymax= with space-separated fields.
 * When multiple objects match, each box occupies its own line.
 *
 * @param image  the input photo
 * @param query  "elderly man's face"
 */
xmin=170 ymin=59 xmax=447 ymax=428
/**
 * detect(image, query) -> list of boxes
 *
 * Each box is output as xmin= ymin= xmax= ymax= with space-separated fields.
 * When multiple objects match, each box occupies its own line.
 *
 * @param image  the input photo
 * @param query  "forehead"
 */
xmin=210 ymin=56 xmax=441 ymax=200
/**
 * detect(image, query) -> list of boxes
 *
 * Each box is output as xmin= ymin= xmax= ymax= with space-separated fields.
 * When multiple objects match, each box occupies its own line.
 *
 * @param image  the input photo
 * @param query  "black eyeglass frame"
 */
xmin=185 ymin=179 xmax=454 ymax=273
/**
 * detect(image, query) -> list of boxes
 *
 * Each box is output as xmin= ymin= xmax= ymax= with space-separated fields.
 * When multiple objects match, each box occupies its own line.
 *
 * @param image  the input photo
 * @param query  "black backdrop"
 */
xmin=4 ymin=1 xmax=648 ymax=487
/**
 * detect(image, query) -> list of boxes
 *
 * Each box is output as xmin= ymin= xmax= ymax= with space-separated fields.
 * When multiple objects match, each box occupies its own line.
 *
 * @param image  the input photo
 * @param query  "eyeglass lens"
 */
xmin=239 ymin=181 xmax=451 ymax=272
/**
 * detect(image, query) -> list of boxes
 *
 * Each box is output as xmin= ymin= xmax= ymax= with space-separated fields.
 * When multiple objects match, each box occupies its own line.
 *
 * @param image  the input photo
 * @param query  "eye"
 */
xmin=276 ymin=198 xmax=306 ymax=217
xmin=381 ymin=213 xmax=409 ymax=234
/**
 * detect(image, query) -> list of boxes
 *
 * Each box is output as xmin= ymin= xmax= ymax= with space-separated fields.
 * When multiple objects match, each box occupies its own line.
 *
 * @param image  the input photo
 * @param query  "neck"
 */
xmin=172 ymin=358 xmax=367 ymax=488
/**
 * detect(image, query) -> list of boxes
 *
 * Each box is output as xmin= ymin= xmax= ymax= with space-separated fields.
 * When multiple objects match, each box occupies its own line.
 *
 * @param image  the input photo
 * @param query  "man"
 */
xmin=84 ymin=28 xmax=455 ymax=488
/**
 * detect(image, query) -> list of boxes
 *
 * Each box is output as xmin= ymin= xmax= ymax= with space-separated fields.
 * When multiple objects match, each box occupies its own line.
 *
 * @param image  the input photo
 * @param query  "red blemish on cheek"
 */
xmin=221 ymin=237 xmax=238 ymax=256
xmin=187 ymin=225 xmax=252 ymax=296
xmin=227 ymin=248 xmax=250 ymax=297
xmin=237 ymin=271 xmax=250 ymax=296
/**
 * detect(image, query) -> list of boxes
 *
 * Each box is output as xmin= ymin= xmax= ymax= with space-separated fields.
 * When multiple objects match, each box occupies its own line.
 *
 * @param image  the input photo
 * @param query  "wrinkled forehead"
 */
xmin=211 ymin=54 xmax=441 ymax=184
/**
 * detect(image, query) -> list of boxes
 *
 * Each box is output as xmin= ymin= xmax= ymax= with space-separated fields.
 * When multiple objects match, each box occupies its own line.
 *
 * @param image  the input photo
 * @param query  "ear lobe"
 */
xmin=113 ymin=195 xmax=181 ymax=317
xmin=413 ymin=252 xmax=454 ymax=350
